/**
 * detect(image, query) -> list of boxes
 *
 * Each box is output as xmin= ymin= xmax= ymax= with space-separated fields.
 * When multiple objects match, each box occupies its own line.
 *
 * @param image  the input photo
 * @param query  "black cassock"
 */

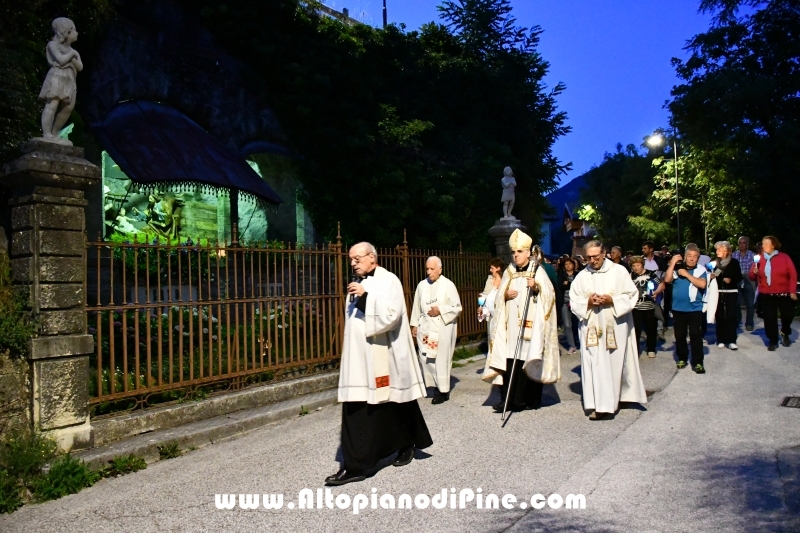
xmin=340 ymin=401 xmax=433 ymax=471
xmin=339 ymin=284 xmax=433 ymax=472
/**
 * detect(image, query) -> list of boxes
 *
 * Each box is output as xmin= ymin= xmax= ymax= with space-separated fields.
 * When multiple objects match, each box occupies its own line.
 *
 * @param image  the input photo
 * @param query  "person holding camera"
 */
xmin=629 ymin=256 xmax=665 ymax=358
xmin=665 ymin=244 xmax=709 ymax=373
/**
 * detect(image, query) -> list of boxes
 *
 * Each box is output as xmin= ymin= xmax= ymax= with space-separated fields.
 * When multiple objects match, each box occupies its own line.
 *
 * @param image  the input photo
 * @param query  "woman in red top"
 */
xmin=749 ymin=235 xmax=797 ymax=350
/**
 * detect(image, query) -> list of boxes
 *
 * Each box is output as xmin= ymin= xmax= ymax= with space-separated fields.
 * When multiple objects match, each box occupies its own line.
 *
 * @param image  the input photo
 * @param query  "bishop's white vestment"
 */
xmin=409 ymin=275 xmax=462 ymax=393
xmin=570 ymin=259 xmax=647 ymax=413
xmin=483 ymin=262 xmax=560 ymax=385
xmin=338 ymin=266 xmax=427 ymax=404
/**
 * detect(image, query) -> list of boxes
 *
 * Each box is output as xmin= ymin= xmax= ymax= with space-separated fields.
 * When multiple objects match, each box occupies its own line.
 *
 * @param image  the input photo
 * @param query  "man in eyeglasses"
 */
xmin=327 ymin=242 xmax=432 ymax=486
xmin=569 ymin=240 xmax=647 ymax=420
xmin=482 ymin=229 xmax=560 ymax=413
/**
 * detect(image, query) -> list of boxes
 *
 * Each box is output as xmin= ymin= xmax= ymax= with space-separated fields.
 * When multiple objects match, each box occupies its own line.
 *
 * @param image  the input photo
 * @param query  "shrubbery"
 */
xmin=0 ymin=426 xmax=155 ymax=514
xmin=0 ymin=253 xmax=35 ymax=360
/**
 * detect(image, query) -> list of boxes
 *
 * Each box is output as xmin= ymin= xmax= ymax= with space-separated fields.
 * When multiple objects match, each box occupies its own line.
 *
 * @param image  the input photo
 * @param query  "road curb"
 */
xmin=76 ymin=389 xmax=338 ymax=469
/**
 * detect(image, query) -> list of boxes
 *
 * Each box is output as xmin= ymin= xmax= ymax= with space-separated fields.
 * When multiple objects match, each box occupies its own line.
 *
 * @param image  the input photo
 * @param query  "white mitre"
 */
xmin=509 ymin=229 xmax=532 ymax=250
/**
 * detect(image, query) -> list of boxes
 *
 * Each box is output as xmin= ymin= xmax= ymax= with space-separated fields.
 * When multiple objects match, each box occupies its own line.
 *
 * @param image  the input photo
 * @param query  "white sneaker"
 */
xmin=717 ymin=343 xmax=725 ymax=349
xmin=728 ymin=343 xmax=738 ymax=350
xmin=647 ymin=352 xmax=656 ymax=358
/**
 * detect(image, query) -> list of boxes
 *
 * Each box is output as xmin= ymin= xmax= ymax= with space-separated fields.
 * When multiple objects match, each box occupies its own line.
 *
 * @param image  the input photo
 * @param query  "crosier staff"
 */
xmin=501 ymin=246 xmax=541 ymax=423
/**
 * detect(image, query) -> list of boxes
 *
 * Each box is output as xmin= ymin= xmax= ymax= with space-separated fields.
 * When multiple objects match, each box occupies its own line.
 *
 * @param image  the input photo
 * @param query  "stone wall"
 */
xmin=0 ymin=352 xmax=30 ymax=437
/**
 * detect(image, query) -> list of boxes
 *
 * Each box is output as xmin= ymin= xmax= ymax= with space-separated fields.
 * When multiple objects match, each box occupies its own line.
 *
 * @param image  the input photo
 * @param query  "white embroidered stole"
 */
xmin=586 ymin=270 xmax=618 ymax=350
xmin=419 ymin=279 xmax=447 ymax=358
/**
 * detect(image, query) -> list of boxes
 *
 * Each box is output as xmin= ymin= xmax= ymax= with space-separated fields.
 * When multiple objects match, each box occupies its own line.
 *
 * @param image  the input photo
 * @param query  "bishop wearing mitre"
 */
xmin=327 ymin=242 xmax=433 ymax=486
xmin=410 ymin=256 xmax=463 ymax=404
xmin=482 ymin=229 xmax=560 ymax=412
xmin=569 ymin=240 xmax=647 ymax=420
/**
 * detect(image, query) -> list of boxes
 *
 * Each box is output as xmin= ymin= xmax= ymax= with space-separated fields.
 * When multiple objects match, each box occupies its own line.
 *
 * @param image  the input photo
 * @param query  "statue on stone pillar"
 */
xmin=39 ymin=18 xmax=82 ymax=145
xmin=501 ymin=166 xmax=516 ymax=218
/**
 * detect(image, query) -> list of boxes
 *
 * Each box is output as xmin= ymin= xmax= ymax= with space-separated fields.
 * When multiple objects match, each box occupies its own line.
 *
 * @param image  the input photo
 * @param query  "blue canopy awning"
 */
xmin=92 ymin=100 xmax=282 ymax=205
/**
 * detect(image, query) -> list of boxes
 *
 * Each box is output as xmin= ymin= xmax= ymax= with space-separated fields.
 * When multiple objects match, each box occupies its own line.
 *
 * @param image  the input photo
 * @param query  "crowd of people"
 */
xmin=534 ymin=236 xmax=798 ymax=367
xmin=325 ymin=233 xmax=797 ymax=485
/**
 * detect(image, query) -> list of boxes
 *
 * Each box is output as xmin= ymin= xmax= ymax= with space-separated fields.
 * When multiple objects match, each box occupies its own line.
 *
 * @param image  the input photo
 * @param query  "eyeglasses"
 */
xmin=349 ymin=253 xmax=374 ymax=264
xmin=586 ymin=253 xmax=603 ymax=260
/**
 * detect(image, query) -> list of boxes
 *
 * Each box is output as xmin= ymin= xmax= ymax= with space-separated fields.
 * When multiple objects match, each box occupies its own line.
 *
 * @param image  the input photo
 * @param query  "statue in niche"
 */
xmin=147 ymin=192 xmax=184 ymax=239
xmin=39 ymin=18 xmax=82 ymax=144
xmin=501 ymin=166 xmax=516 ymax=218
xmin=131 ymin=194 xmax=158 ymax=222
xmin=104 ymin=207 xmax=138 ymax=236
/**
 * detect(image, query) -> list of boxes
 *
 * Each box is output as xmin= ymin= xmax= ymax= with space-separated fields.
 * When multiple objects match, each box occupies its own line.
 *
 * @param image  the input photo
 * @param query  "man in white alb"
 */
xmin=570 ymin=240 xmax=647 ymax=420
xmin=327 ymin=243 xmax=433 ymax=485
xmin=410 ymin=256 xmax=462 ymax=404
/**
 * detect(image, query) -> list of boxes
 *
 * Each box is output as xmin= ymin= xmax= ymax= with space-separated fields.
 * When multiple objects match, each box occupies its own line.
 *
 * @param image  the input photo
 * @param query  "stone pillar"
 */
xmin=1 ymin=140 xmax=100 ymax=450
xmin=488 ymin=217 xmax=527 ymax=265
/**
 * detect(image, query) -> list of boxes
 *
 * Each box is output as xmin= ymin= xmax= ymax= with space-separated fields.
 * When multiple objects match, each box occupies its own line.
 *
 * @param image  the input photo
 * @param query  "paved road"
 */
xmin=3 ymin=320 xmax=799 ymax=532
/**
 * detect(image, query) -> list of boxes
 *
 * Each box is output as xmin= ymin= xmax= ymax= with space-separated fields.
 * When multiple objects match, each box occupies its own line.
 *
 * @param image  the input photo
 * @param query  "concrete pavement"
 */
xmin=2 ymin=319 xmax=798 ymax=532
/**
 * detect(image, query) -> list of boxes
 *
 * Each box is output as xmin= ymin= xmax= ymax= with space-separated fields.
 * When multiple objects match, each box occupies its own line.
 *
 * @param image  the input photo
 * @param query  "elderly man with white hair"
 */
xmin=327 ymin=242 xmax=433 ymax=486
xmin=665 ymin=243 xmax=710 ymax=373
xmin=410 ymin=256 xmax=462 ymax=404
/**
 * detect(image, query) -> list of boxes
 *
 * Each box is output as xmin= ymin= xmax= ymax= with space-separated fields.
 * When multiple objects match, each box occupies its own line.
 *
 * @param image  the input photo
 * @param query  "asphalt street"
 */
xmin=3 ymin=319 xmax=798 ymax=532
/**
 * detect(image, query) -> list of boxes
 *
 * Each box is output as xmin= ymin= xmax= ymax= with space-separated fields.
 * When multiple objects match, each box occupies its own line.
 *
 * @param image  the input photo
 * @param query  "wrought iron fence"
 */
xmin=85 ymin=226 xmax=491 ymax=413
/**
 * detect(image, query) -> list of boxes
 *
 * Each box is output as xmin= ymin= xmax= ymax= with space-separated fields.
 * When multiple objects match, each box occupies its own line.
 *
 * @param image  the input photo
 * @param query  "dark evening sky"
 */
xmin=323 ymin=1 xmax=713 ymax=187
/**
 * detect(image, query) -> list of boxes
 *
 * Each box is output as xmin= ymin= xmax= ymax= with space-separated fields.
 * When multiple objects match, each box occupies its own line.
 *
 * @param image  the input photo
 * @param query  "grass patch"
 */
xmin=157 ymin=442 xmax=182 ymax=460
xmin=453 ymin=344 xmax=484 ymax=361
xmin=0 ymin=428 xmax=100 ymax=513
xmin=33 ymin=455 xmax=100 ymax=502
xmin=0 ymin=428 xmax=154 ymax=514
xmin=101 ymin=454 xmax=147 ymax=477
xmin=452 ymin=344 xmax=486 ymax=368
xmin=0 ymin=469 xmax=23 ymax=514
xmin=0 ymin=427 xmax=59 ymax=513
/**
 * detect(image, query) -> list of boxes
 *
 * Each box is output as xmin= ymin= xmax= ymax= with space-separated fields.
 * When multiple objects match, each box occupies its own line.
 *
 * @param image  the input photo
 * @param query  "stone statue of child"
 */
xmin=39 ymin=18 xmax=83 ymax=144
xmin=501 ymin=166 xmax=516 ymax=218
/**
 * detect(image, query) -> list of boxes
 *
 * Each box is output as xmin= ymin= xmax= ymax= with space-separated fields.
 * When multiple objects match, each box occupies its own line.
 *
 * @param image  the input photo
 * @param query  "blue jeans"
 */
xmin=561 ymin=303 xmax=577 ymax=349
xmin=737 ymin=279 xmax=756 ymax=327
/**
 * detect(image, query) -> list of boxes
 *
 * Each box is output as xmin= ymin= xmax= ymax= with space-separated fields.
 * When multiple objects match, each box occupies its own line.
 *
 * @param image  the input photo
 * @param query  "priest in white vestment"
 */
xmin=482 ymin=229 xmax=560 ymax=412
xmin=570 ymin=240 xmax=647 ymax=420
xmin=410 ymin=256 xmax=463 ymax=404
xmin=327 ymin=242 xmax=432 ymax=486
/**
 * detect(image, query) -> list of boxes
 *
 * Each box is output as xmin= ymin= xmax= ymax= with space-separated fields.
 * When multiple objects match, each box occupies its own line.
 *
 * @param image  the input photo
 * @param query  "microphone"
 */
xmin=349 ymin=273 xmax=361 ymax=302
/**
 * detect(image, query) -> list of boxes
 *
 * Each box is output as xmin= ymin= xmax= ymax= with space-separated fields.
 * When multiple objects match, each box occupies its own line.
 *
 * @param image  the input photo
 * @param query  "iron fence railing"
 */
xmin=85 ymin=225 xmax=491 ymax=413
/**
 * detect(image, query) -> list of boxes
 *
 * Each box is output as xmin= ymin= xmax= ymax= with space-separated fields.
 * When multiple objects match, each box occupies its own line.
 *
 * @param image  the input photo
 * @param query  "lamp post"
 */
xmin=383 ymin=0 xmax=387 ymax=28
xmin=647 ymin=129 xmax=681 ymax=249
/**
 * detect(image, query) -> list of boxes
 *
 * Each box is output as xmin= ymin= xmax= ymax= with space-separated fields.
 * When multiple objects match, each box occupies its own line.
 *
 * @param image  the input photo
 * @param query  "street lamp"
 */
xmin=647 ymin=129 xmax=681 ymax=249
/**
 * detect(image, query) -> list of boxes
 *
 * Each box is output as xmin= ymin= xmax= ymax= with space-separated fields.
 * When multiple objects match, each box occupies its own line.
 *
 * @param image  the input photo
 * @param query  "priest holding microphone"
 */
xmin=326 ymin=242 xmax=433 ymax=486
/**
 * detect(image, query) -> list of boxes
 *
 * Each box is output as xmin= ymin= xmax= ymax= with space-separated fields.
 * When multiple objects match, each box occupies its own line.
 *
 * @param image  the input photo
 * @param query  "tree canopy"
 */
xmin=1 ymin=0 xmax=570 ymax=250
xmin=668 ymin=0 xmax=800 ymax=252
xmin=577 ymin=143 xmax=658 ymax=252
xmin=185 ymin=0 xmax=569 ymax=248
xmin=580 ymin=0 xmax=800 ymax=255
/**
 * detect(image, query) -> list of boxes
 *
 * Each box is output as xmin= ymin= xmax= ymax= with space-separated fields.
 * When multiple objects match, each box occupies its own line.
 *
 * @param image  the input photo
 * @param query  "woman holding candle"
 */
xmin=479 ymin=257 xmax=505 ymax=333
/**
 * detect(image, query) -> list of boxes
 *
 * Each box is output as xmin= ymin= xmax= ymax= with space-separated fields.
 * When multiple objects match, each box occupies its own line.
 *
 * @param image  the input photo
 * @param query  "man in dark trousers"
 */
xmin=327 ymin=242 xmax=433 ymax=486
